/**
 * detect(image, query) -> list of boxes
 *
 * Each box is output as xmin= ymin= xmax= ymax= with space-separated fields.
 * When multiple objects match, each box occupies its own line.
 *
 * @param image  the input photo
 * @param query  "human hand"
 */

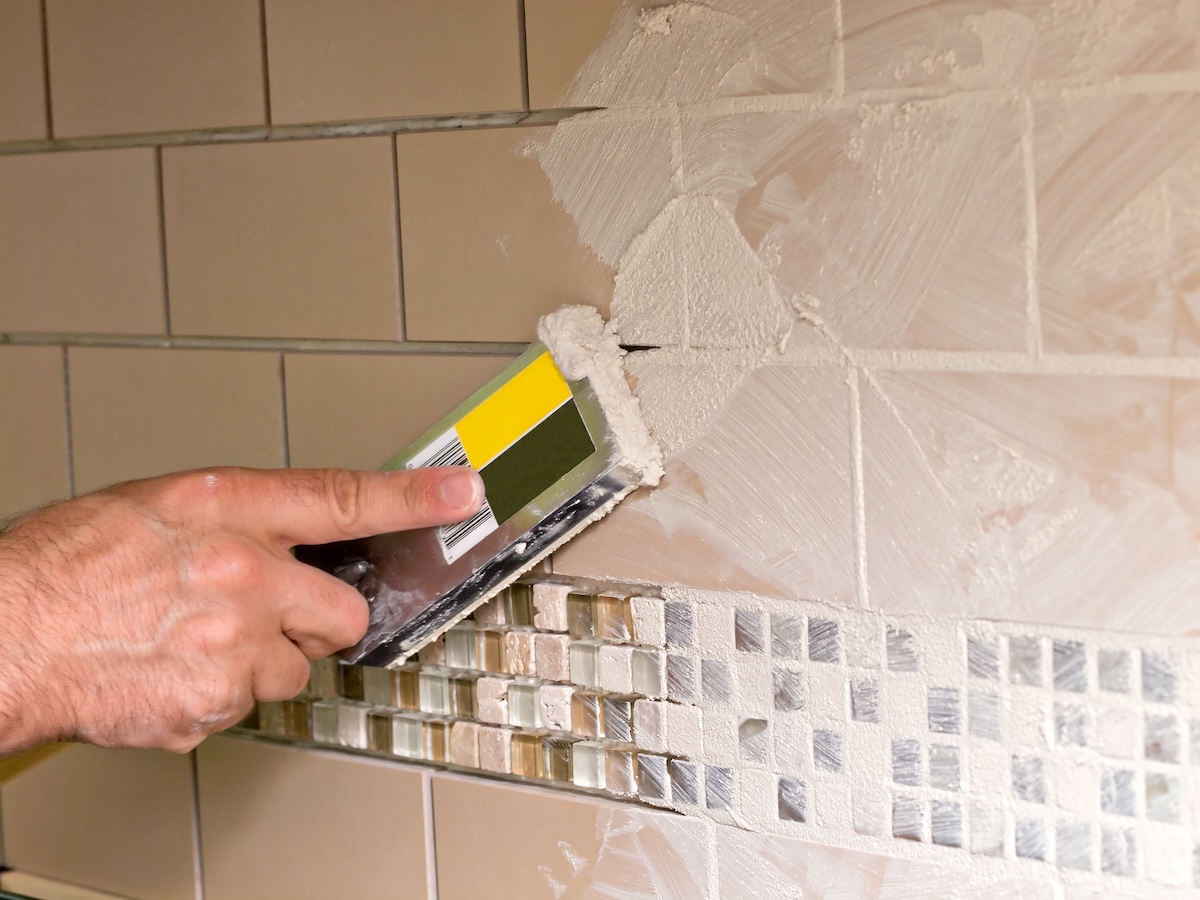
xmin=0 ymin=465 xmax=482 ymax=754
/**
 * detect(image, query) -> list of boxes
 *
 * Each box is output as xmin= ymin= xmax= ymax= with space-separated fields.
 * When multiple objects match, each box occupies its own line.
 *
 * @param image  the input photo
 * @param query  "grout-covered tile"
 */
xmin=0 ymin=0 xmax=46 ymax=141
xmin=395 ymin=125 xmax=612 ymax=343
xmin=1034 ymin=95 xmax=1200 ymax=357
xmin=162 ymin=137 xmax=400 ymax=341
xmin=843 ymin=0 xmax=1200 ymax=91
xmin=45 ymin=0 xmax=264 ymax=138
xmin=0 ymin=148 xmax=164 ymax=334
xmin=68 ymin=347 xmax=283 ymax=494
xmin=264 ymin=0 xmax=522 ymax=125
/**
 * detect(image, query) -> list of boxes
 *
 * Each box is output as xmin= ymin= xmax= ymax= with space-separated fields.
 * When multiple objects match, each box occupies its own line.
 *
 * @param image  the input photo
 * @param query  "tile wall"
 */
xmin=3 ymin=1 xmax=1200 ymax=898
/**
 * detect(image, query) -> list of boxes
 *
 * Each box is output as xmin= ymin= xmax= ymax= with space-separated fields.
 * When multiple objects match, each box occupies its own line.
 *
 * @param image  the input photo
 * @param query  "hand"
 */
xmin=0 ymin=465 xmax=482 ymax=754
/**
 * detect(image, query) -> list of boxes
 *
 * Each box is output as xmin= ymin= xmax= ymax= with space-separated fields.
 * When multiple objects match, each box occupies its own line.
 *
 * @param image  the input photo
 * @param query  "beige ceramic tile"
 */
xmin=559 ymin=0 xmax=836 ymax=106
xmin=162 ymin=138 xmax=399 ymax=341
xmin=524 ymin=0 xmax=625 ymax=109
xmin=716 ymin=821 xmax=1057 ymax=899
xmin=843 ymin=0 xmax=1200 ymax=90
xmin=0 ymin=872 xmax=129 ymax=900
xmin=285 ymin=353 xmax=512 ymax=470
xmin=68 ymin=348 xmax=283 ymax=495
xmin=680 ymin=102 xmax=1027 ymax=351
xmin=0 ymin=0 xmax=46 ymax=141
xmin=0 ymin=149 xmax=164 ymax=334
xmin=396 ymin=126 xmax=612 ymax=343
xmin=0 ymin=744 xmax=197 ymax=900
xmin=265 ymin=0 xmax=522 ymax=125
xmin=0 ymin=346 xmax=69 ymax=520
xmin=1034 ymin=94 xmax=1200 ymax=355
xmin=197 ymin=736 xmax=428 ymax=900
xmin=45 ymin=0 xmax=264 ymax=137
xmin=861 ymin=370 xmax=1200 ymax=635
xmin=432 ymin=773 xmax=709 ymax=899
xmin=555 ymin=361 xmax=856 ymax=604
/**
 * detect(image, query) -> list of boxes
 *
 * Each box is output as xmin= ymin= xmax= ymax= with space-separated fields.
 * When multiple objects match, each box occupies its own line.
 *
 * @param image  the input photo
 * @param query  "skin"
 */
xmin=0 ymin=465 xmax=483 ymax=756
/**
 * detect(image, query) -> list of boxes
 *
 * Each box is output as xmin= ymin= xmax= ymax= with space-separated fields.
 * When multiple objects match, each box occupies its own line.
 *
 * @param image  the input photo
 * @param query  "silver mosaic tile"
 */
xmin=892 ymin=739 xmax=921 ymax=787
xmin=929 ymin=744 xmax=961 ymax=791
xmin=851 ymin=679 xmax=880 ymax=724
xmin=1009 ymin=636 xmax=1043 ymax=687
xmin=968 ymin=689 xmax=1002 ymax=742
xmin=886 ymin=627 xmax=918 ymax=673
xmin=928 ymin=687 xmax=961 ymax=735
xmin=669 ymin=759 xmax=700 ymax=805
xmin=706 ymin=765 xmax=734 ymax=811
xmin=701 ymin=658 xmax=732 ymax=705
xmin=739 ymin=718 xmax=769 ymax=764
xmin=778 ymin=776 xmax=806 ymax=822
xmin=931 ymin=801 xmax=963 ymax=848
xmin=1101 ymin=768 xmax=1137 ymax=817
xmin=1144 ymin=713 xmax=1180 ymax=763
xmin=664 ymin=600 xmax=695 ymax=650
xmin=808 ymin=617 xmax=840 ymax=664
xmin=1141 ymin=651 xmax=1177 ymax=704
xmin=1053 ymin=640 xmax=1087 ymax=693
xmin=967 ymin=636 xmax=999 ymax=680
xmin=666 ymin=654 xmax=697 ymax=704
xmin=813 ymin=729 xmax=842 ymax=773
xmin=1101 ymin=825 xmax=1137 ymax=877
xmin=1014 ymin=817 xmax=1046 ymax=862
xmin=1057 ymin=822 xmax=1092 ymax=872
xmin=771 ymin=614 xmax=804 ymax=659
xmin=1098 ymin=648 xmax=1131 ymax=693
xmin=1145 ymin=772 xmax=1180 ymax=824
xmin=1012 ymin=755 xmax=1045 ymax=804
xmin=772 ymin=668 xmax=804 ymax=713
xmin=1054 ymin=702 xmax=1087 ymax=747
xmin=734 ymin=608 xmax=765 ymax=653
xmin=892 ymin=795 xmax=923 ymax=841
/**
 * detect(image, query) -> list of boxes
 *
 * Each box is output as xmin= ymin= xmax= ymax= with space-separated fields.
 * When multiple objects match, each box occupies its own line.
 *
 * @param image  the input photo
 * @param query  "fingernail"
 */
xmin=439 ymin=469 xmax=482 ymax=510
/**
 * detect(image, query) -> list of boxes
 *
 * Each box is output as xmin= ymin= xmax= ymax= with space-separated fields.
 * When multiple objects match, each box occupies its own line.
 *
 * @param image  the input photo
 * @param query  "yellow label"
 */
xmin=456 ymin=350 xmax=572 ymax=469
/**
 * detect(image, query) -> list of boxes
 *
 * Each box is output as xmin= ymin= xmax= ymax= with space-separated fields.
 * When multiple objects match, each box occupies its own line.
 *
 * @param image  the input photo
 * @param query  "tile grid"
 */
xmin=241 ymin=576 xmax=1200 ymax=892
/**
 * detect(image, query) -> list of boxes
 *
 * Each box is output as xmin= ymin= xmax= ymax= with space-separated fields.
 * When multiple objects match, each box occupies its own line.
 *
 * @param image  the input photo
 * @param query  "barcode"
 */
xmin=405 ymin=427 xmax=499 ymax=563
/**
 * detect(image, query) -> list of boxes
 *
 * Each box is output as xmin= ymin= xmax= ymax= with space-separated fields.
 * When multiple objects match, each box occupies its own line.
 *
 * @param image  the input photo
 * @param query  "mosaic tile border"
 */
xmin=238 ymin=578 xmax=1200 ymax=891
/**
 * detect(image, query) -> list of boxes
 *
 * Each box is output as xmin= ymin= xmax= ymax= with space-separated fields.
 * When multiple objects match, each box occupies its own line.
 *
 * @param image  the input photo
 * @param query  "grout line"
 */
xmin=38 ymin=0 xmax=53 ymax=139
xmin=0 ymin=332 xmax=526 ymax=356
xmin=278 ymin=352 xmax=291 ymax=468
xmin=847 ymin=367 xmax=869 ymax=609
xmin=832 ymin=0 xmax=846 ymax=99
xmin=258 ymin=0 xmax=272 ymax=126
xmin=422 ymin=770 xmax=440 ymax=900
xmin=189 ymin=750 xmax=206 ymax=900
xmin=391 ymin=134 xmax=407 ymax=341
xmin=516 ymin=0 xmax=531 ymax=113
xmin=1020 ymin=95 xmax=1043 ymax=359
xmin=704 ymin=819 xmax=720 ymax=900
xmin=772 ymin=346 xmax=1200 ymax=378
xmin=0 ymin=109 xmax=598 ymax=157
xmin=155 ymin=147 xmax=173 ymax=334
xmin=60 ymin=346 xmax=75 ymax=499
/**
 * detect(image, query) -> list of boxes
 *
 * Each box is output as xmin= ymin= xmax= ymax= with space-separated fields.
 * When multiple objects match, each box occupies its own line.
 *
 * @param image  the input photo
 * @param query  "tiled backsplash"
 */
xmin=241 ymin=576 xmax=1200 ymax=891
xmin=4 ymin=0 xmax=1200 ymax=897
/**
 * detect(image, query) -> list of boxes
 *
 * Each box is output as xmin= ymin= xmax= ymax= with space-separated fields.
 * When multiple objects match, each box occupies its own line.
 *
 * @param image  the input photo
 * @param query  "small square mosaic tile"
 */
xmin=239 ymin=577 xmax=1200 ymax=892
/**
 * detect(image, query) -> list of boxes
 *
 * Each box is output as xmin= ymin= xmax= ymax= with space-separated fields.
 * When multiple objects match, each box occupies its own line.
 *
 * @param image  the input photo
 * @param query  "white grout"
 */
xmin=1020 ymin=95 xmax=1044 ymax=359
xmin=847 ymin=367 xmax=869 ymax=610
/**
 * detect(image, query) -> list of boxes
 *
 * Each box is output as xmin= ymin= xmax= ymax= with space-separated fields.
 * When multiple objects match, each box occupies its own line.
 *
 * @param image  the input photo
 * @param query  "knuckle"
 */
xmin=151 ymin=467 xmax=239 ymax=516
xmin=322 ymin=469 xmax=365 ymax=532
xmin=192 ymin=537 xmax=265 ymax=592
xmin=179 ymin=611 xmax=247 ymax=658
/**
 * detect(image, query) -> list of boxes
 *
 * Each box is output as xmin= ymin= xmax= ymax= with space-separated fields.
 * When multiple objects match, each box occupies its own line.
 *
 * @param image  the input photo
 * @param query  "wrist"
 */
xmin=0 ymin=524 xmax=65 ymax=753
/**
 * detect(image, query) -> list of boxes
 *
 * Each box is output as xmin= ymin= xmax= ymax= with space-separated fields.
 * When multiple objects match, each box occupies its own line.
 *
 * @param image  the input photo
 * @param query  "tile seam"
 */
xmin=0 ymin=333 xmax=526 ymax=356
xmin=422 ymin=771 xmax=440 ymax=900
xmin=38 ymin=0 xmax=54 ymax=139
xmin=278 ymin=352 xmax=290 ymax=468
xmin=60 ymin=346 xmax=75 ymax=499
xmin=516 ymin=0 xmax=531 ymax=113
xmin=847 ymin=367 xmax=869 ymax=610
xmin=155 ymin=146 xmax=172 ymax=335
xmin=832 ymin=0 xmax=845 ymax=99
xmin=390 ymin=134 xmax=407 ymax=342
xmin=1020 ymin=94 xmax=1044 ymax=359
xmin=3 ymin=70 xmax=1198 ymax=157
xmin=189 ymin=749 xmax=206 ymax=900
xmin=0 ymin=110 xmax=596 ymax=156
xmin=258 ymin=0 xmax=272 ymax=126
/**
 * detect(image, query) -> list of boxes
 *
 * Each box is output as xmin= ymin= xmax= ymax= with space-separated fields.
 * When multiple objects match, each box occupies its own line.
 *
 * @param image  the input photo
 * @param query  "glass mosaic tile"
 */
xmin=734 ymin=609 xmax=765 ymax=653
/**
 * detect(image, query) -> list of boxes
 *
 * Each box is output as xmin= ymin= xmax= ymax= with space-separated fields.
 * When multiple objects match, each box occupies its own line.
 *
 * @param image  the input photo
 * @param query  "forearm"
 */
xmin=0 ymin=527 xmax=58 ymax=754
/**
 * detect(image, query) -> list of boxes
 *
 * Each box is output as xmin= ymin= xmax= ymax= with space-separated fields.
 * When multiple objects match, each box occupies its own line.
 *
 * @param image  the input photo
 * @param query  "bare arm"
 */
xmin=0 ymin=465 xmax=481 ymax=754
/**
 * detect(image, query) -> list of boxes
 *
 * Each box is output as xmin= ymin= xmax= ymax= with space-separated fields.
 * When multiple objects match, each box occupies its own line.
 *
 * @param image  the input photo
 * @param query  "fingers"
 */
xmin=251 ymin=637 xmax=314 ymax=702
xmin=207 ymin=466 xmax=484 ymax=547
xmin=273 ymin=559 xmax=370 ymax=658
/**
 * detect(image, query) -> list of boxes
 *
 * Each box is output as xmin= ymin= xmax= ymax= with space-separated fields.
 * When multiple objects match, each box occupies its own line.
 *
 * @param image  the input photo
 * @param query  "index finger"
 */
xmin=216 ymin=466 xmax=484 ymax=547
